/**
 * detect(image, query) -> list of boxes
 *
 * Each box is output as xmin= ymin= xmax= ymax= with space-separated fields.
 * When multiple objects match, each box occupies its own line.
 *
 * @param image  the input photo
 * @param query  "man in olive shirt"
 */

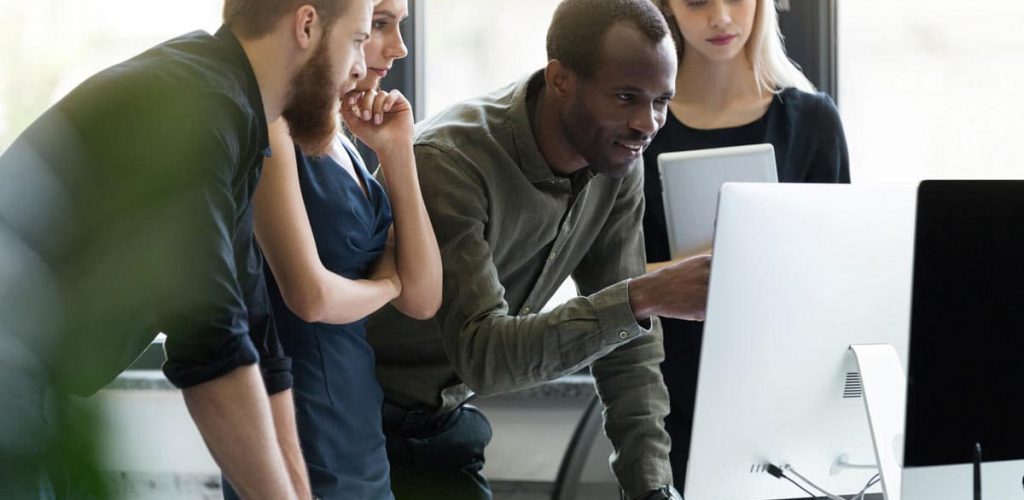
xmin=367 ymin=1 xmax=710 ymax=499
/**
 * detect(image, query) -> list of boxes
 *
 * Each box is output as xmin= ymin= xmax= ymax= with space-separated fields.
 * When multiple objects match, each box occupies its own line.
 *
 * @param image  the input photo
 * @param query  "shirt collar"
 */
xmin=510 ymin=70 xmax=597 ymax=193
xmin=214 ymin=25 xmax=271 ymax=158
xmin=510 ymin=70 xmax=564 ymax=185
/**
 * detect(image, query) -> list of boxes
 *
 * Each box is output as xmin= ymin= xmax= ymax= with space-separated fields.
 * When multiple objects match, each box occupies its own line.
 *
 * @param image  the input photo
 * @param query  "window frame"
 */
xmin=777 ymin=0 xmax=839 ymax=102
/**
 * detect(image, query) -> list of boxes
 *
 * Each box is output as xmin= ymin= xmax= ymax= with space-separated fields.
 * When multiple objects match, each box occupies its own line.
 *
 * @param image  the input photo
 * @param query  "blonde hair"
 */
xmin=746 ymin=0 xmax=815 ymax=93
xmin=658 ymin=0 xmax=816 ymax=94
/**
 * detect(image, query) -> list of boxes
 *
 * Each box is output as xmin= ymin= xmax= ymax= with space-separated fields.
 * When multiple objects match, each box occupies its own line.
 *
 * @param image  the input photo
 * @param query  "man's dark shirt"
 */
xmin=0 ymin=26 xmax=291 ymax=395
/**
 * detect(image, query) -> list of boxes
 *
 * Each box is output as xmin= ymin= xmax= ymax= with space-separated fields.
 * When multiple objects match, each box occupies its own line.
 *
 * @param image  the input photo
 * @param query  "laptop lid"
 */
xmin=657 ymin=144 xmax=777 ymax=259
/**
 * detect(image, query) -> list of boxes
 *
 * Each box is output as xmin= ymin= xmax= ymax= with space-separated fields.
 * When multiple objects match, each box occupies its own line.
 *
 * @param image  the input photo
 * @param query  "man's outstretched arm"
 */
xmin=416 ymin=145 xmax=655 ymax=396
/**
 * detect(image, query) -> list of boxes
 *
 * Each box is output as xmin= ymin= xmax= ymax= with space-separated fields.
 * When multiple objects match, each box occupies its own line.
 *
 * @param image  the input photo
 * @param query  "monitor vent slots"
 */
xmin=843 ymin=372 xmax=863 ymax=399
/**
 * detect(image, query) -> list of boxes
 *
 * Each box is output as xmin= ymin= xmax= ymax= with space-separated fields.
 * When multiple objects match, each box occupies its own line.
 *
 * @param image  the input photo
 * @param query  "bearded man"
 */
xmin=0 ymin=1 xmax=375 ymax=498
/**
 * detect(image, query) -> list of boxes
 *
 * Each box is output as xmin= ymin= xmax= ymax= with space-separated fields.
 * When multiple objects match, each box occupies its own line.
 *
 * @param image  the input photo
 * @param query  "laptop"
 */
xmin=657 ymin=144 xmax=777 ymax=259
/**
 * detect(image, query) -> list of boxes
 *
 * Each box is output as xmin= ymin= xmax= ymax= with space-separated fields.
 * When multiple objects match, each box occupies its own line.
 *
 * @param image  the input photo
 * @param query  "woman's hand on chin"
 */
xmin=341 ymin=88 xmax=414 ymax=154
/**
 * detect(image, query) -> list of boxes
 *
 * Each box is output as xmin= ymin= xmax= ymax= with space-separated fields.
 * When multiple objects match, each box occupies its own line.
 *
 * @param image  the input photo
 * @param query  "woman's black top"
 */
xmin=644 ymin=87 xmax=850 ymax=263
xmin=641 ymin=87 xmax=850 ymax=486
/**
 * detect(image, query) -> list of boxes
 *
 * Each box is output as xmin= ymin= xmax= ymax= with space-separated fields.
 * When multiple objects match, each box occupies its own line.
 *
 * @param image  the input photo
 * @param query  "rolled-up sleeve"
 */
xmin=249 ymin=265 xmax=292 ymax=394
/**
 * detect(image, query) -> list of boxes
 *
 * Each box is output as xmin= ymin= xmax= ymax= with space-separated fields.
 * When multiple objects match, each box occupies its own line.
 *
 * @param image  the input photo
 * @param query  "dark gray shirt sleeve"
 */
xmin=572 ymin=160 xmax=673 ymax=498
xmin=158 ymin=162 xmax=261 ymax=388
xmin=150 ymin=97 xmax=262 ymax=388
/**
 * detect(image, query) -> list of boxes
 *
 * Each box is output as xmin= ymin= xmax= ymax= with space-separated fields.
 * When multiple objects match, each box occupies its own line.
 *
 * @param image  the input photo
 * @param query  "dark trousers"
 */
xmin=382 ymin=403 xmax=493 ymax=500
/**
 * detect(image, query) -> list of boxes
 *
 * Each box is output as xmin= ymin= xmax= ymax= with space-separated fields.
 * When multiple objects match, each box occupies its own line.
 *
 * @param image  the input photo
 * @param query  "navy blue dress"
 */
xmin=270 ymin=137 xmax=394 ymax=499
xmin=641 ymin=88 xmax=850 ymax=488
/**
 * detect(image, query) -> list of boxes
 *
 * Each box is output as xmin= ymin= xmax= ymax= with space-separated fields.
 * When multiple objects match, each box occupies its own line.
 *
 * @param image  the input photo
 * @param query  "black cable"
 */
xmin=765 ymin=463 xmax=819 ymax=499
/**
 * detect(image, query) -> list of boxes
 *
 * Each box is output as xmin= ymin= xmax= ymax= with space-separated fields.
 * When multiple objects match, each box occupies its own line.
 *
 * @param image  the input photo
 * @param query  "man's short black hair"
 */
xmin=546 ymin=0 xmax=671 ymax=78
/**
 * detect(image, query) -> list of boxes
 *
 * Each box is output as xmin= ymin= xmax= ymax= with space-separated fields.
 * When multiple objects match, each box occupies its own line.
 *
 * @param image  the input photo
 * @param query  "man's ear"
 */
xmin=544 ymin=59 xmax=577 ymax=101
xmin=292 ymin=5 xmax=320 ymax=50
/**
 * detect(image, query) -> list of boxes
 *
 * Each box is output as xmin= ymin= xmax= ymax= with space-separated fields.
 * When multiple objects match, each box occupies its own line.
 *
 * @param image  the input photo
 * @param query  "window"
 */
xmin=0 ymin=1 xmax=221 ymax=150
xmin=422 ymin=0 xmax=561 ymax=118
xmin=838 ymin=1 xmax=1024 ymax=181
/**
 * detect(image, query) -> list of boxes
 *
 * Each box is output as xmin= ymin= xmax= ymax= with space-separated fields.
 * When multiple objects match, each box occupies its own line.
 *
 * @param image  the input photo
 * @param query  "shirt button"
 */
xmin=618 ymin=331 xmax=629 ymax=339
xmin=522 ymin=306 xmax=531 ymax=314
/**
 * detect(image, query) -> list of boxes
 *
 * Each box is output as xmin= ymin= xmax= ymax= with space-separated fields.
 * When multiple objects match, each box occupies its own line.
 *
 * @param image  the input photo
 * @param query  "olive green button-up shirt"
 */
xmin=367 ymin=70 xmax=671 ymax=496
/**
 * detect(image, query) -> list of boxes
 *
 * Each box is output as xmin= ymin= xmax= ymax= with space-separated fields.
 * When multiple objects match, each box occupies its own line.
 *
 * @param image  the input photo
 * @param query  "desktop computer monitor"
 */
xmin=901 ymin=180 xmax=1024 ymax=500
xmin=684 ymin=183 xmax=918 ymax=500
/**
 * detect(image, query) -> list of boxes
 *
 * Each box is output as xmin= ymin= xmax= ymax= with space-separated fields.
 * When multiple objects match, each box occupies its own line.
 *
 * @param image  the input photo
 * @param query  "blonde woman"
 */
xmin=645 ymin=0 xmax=850 ymax=486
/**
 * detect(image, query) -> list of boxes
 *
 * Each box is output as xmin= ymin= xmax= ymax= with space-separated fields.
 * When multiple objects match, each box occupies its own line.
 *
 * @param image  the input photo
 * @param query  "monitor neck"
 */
xmin=974 ymin=442 xmax=983 ymax=500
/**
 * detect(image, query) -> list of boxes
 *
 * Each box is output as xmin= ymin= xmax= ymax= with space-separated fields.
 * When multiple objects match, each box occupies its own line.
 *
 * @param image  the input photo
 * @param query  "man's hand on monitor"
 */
xmin=628 ymin=253 xmax=711 ymax=322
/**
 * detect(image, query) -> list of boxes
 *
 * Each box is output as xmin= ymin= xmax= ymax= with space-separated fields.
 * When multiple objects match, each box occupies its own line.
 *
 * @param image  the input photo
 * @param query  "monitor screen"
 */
xmin=904 ymin=180 xmax=1024 ymax=467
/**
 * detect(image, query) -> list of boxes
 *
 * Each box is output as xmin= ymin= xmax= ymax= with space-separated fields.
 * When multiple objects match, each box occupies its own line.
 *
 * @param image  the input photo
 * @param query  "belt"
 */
xmin=381 ymin=400 xmax=460 ymax=437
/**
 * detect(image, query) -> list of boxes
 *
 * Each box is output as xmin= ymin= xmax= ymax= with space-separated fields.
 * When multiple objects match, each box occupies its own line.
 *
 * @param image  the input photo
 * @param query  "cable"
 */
xmin=766 ymin=463 xmax=880 ymax=500
xmin=765 ymin=464 xmax=818 ymax=498
xmin=852 ymin=474 xmax=881 ymax=500
xmin=783 ymin=465 xmax=846 ymax=500
xmin=781 ymin=474 xmax=818 ymax=498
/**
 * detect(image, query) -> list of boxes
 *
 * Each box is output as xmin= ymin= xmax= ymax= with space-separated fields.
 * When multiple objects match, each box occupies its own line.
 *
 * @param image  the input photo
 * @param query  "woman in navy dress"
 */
xmin=646 ymin=0 xmax=850 ymax=488
xmin=241 ymin=0 xmax=441 ymax=498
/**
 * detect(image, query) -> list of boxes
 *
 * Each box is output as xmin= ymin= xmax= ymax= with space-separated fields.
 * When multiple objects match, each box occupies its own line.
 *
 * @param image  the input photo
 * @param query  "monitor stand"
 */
xmin=849 ymin=344 xmax=907 ymax=500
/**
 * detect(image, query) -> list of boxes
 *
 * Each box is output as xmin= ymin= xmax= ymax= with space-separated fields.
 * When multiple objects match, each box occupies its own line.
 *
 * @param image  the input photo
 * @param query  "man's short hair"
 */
xmin=546 ymin=0 xmax=671 ymax=78
xmin=223 ymin=0 xmax=355 ymax=40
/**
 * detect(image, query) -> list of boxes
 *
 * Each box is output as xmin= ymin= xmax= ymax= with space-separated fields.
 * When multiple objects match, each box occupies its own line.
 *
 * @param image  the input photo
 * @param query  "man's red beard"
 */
xmin=281 ymin=36 xmax=342 ymax=157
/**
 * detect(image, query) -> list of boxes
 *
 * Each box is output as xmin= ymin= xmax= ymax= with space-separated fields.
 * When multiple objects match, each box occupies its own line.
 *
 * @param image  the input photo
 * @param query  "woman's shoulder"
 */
xmin=776 ymin=87 xmax=841 ymax=123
